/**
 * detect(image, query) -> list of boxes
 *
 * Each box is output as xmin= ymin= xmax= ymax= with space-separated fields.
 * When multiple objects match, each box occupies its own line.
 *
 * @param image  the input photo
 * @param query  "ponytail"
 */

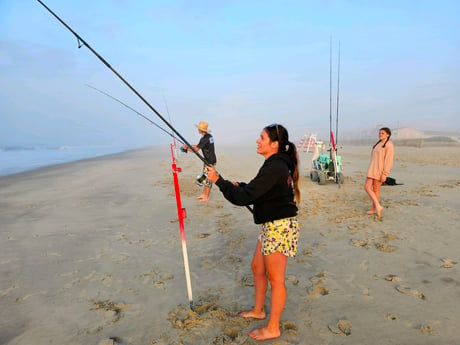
xmin=287 ymin=141 xmax=301 ymax=205
xmin=264 ymin=123 xmax=301 ymax=204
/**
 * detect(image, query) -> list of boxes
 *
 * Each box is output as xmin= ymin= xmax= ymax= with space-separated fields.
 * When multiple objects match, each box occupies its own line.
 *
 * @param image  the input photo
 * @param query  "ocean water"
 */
xmin=0 ymin=145 xmax=140 ymax=177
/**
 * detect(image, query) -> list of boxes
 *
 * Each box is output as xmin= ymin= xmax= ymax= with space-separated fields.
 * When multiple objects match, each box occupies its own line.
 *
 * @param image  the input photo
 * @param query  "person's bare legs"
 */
xmin=372 ymin=179 xmax=383 ymax=217
xmin=364 ymin=177 xmax=383 ymax=216
xmin=248 ymin=251 xmax=288 ymax=341
xmin=239 ymin=241 xmax=267 ymax=319
xmin=197 ymin=186 xmax=211 ymax=202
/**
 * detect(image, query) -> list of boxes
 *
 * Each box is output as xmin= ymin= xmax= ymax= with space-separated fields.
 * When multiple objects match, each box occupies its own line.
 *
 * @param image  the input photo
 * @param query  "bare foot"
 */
xmin=248 ymin=327 xmax=280 ymax=341
xmin=196 ymin=195 xmax=209 ymax=202
xmin=238 ymin=310 xmax=266 ymax=319
xmin=376 ymin=205 xmax=384 ymax=218
xmin=366 ymin=209 xmax=376 ymax=215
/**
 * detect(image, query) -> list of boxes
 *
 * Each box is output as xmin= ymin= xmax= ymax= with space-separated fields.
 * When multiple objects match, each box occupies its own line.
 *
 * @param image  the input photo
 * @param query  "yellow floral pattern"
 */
xmin=259 ymin=217 xmax=299 ymax=257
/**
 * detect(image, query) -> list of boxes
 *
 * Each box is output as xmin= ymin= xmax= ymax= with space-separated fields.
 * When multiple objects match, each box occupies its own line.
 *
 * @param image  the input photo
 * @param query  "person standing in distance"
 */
xmin=364 ymin=127 xmax=394 ymax=218
xmin=207 ymin=123 xmax=300 ymax=341
xmin=181 ymin=120 xmax=217 ymax=202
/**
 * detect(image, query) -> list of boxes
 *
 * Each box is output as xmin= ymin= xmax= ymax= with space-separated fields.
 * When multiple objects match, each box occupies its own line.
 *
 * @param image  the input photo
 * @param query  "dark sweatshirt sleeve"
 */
xmin=215 ymin=160 xmax=282 ymax=206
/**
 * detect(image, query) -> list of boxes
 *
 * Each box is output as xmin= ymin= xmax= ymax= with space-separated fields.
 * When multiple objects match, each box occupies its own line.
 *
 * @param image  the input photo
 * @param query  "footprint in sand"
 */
xmin=0 ymin=285 xmax=17 ymax=298
xmin=384 ymin=274 xmax=401 ymax=282
xmin=140 ymin=270 xmax=174 ymax=288
xmin=98 ymin=337 xmax=124 ymax=345
xmin=286 ymin=275 xmax=299 ymax=286
xmin=308 ymin=285 xmax=329 ymax=297
xmin=384 ymin=313 xmax=397 ymax=321
xmin=216 ymin=213 xmax=234 ymax=234
xmin=91 ymin=299 xmax=130 ymax=324
xmin=375 ymin=242 xmax=398 ymax=253
xmin=239 ymin=274 xmax=254 ymax=287
xmin=302 ymin=247 xmax=313 ymax=256
xmin=196 ymin=233 xmax=211 ymax=239
xmin=419 ymin=324 xmax=435 ymax=334
xmin=351 ymin=238 xmax=369 ymax=248
xmin=440 ymin=258 xmax=457 ymax=269
xmin=328 ymin=319 xmax=352 ymax=336
xmin=347 ymin=223 xmax=369 ymax=234
xmin=309 ymin=272 xmax=325 ymax=284
xmin=395 ymin=285 xmax=425 ymax=300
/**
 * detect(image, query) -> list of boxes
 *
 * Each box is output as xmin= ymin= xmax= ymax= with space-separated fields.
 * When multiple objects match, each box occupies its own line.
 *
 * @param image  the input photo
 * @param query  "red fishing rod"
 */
xmin=331 ymin=131 xmax=341 ymax=188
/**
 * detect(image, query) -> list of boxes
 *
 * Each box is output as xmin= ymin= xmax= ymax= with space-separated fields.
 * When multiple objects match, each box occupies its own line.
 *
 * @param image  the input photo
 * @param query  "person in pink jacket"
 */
xmin=364 ymin=127 xmax=394 ymax=218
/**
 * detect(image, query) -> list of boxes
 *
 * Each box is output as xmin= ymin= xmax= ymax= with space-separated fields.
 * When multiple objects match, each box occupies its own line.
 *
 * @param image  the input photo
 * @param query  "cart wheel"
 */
xmin=310 ymin=170 xmax=319 ymax=182
xmin=318 ymin=172 xmax=326 ymax=185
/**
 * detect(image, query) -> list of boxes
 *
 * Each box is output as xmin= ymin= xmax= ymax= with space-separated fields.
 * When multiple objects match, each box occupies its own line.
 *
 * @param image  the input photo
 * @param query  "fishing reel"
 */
xmin=196 ymin=173 xmax=207 ymax=187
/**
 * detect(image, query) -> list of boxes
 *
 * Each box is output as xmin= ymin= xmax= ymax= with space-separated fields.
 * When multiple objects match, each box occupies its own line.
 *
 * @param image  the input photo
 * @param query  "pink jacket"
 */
xmin=367 ymin=140 xmax=394 ymax=180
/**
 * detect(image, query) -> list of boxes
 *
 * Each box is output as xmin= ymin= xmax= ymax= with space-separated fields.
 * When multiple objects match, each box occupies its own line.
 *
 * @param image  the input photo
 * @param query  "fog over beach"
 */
xmin=1 ymin=2 xmax=460 ymax=343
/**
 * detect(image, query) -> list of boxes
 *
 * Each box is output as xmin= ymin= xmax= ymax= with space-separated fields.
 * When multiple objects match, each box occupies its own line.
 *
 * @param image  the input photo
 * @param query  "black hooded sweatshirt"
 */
xmin=215 ymin=153 xmax=298 ymax=224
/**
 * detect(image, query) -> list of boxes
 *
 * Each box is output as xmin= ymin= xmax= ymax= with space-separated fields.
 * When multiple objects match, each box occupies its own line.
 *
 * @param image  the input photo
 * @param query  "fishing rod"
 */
xmin=38 ymin=1 xmax=255 ymax=214
xmin=329 ymin=37 xmax=333 ymax=146
xmin=335 ymin=41 xmax=341 ymax=146
xmin=86 ymin=84 xmax=185 ymax=145
xmin=37 ymin=0 xmax=203 ymax=164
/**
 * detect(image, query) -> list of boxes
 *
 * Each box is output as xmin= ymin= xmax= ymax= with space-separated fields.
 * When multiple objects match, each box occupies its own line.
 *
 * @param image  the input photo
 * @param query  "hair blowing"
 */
xmin=372 ymin=127 xmax=392 ymax=150
xmin=264 ymin=124 xmax=301 ymax=204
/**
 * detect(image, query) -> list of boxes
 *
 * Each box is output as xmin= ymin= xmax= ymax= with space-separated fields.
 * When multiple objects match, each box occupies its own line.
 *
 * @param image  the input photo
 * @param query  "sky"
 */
xmin=1 ymin=0 xmax=459 ymax=148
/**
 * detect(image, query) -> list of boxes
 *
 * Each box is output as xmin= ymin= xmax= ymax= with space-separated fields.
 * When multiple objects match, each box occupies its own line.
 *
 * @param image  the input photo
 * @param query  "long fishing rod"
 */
xmin=86 ymin=84 xmax=184 ymax=145
xmin=38 ymin=1 xmax=255 ymax=214
xmin=335 ymin=41 xmax=341 ymax=146
xmin=329 ymin=37 xmax=333 ymax=145
xmin=37 ymin=0 xmax=203 ymax=164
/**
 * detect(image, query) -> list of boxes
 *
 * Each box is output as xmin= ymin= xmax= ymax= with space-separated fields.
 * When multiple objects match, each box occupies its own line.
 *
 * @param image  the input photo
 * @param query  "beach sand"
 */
xmin=1 ymin=143 xmax=459 ymax=345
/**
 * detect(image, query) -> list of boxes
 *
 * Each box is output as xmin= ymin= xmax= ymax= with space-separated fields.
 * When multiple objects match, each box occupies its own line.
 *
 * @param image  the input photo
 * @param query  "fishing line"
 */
xmin=38 ymin=0 xmax=254 ymax=214
xmin=163 ymin=95 xmax=175 ymax=138
xmin=86 ymin=84 xmax=184 ymax=145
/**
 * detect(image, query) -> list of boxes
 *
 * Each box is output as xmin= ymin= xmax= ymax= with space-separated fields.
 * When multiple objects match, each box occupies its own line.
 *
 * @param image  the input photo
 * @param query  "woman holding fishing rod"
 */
xmin=364 ymin=127 xmax=394 ymax=218
xmin=207 ymin=123 xmax=300 ymax=341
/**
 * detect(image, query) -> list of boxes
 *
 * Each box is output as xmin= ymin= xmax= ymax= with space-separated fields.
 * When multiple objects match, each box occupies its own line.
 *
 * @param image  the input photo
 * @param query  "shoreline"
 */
xmin=0 ymin=145 xmax=162 ymax=180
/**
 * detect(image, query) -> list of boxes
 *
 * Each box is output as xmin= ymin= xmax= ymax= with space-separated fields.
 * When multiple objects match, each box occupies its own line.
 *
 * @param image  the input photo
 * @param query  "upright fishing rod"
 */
xmin=329 ymin=37 xmax=333 ymax=145
xmin=37 ymin=0 xmax=203 ymax=164
xmin=335 ymin=41 xmax=341 ymax=146
xmin=86 ymin=84 xmax=185 ymax=145
xmin=38 ymin=1 xmax=254 ymax=214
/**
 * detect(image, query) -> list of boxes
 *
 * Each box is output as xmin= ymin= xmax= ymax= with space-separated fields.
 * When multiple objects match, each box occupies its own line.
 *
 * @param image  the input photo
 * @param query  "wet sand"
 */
xmin=1 ymin=144 xmax=459 ymax=344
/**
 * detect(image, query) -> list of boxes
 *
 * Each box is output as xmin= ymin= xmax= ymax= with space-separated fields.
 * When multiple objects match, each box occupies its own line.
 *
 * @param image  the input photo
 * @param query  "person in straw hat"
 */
xmin=181 ymin=120 xmax=217 ymax=202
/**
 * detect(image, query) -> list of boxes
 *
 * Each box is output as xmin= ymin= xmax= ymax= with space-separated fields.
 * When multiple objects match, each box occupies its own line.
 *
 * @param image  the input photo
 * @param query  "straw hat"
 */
xmin=195 ymin=121 xmax=211 ymax=133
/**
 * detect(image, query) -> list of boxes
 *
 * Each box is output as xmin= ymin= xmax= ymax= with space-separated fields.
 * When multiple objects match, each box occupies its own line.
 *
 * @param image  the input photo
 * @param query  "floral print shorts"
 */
xmin=258 ymin=217 xmax=299 ymax=257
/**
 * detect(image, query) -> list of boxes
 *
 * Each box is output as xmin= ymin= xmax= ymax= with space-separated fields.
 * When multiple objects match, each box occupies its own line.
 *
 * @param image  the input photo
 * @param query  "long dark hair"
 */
xmin=372 ymin=127 xmax=392 ymax=149
xmin=264 ymin=124 xmax=300 ymax=204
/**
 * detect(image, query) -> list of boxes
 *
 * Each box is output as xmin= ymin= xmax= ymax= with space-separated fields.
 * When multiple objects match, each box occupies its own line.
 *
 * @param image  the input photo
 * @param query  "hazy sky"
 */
xmin=1 ymin=0 xmax=459 ymax=147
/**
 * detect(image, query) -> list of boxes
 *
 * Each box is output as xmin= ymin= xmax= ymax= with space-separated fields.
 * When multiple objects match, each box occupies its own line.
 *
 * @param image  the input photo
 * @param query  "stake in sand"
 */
xmin=170 ymin=144 xmax=194 ymax=309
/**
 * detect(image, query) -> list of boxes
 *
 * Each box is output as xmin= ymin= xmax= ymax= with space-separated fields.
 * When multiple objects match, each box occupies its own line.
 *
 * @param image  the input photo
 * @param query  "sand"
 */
xmin=1 ymin=143 xmax=459 ymax=345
